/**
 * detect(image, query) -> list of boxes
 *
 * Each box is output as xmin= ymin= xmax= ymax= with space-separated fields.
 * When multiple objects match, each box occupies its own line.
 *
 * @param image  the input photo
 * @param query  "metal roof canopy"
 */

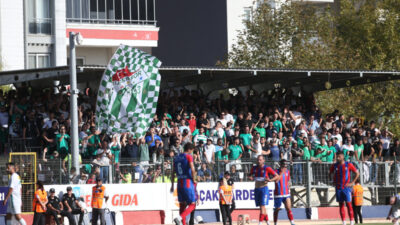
xmin=1 ymin=65 xmax=399 ymax=92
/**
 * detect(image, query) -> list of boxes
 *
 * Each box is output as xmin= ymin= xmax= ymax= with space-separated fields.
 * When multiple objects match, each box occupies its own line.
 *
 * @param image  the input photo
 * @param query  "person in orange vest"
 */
xmin=32 ymin=181 xmax=48 ymax=225
xmin=352 ymin=179 xmax=363 ymax=224
xmin=219 ymin=172 xmax=234 ymax=225
xmin=91 ymin=177 xmax=109 ymax=225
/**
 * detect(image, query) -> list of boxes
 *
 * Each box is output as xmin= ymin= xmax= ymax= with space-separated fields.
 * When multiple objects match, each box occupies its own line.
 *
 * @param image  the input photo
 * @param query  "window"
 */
xmin=66 ymin=0 xmax=156 ymax=25
xmin=243 ymin=7 xmax=252 ymax=22
xmin=67 ymin=57 xmax=85 ymax=66
xmin=28 ymin=0 xmax=52 ymax=34
xmin=28 ymin=54 xmax=51 ymax=69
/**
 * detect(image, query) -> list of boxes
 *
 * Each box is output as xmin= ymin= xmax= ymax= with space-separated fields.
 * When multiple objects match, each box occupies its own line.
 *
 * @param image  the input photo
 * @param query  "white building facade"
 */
xmin=226 ymin=0 xmax=334 ymax=53
xmin=0 ymin=0 xmax=158 ymax=71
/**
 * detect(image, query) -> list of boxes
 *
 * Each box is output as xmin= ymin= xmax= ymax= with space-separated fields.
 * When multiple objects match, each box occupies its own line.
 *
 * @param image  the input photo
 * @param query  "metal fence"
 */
xmin=1 ymin=154 xmax=399 ymax=209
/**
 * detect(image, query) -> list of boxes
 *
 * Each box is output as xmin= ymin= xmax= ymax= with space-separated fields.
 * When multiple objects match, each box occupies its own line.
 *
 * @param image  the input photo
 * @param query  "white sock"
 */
xmin=259 ymin=222 xmax=263 ymax=225
xmin=18 ymin=218 xmax=27 ymax=225
xmin=291 ymin=220 xmax=295 ymax=225
xmin=350 ymin=220 xmax=354 ymax=225
xmin=342 ymin=221 xmax=346 ymax=225
xmin=266 ymin=221 xmax=270 ymax=225
xmin=394 ymin=221 xmax=399 ymax=225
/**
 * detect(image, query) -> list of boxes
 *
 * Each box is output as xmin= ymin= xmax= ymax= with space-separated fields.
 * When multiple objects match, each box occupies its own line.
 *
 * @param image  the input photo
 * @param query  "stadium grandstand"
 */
xmin=0 ymin=66 xmax=399 ymax=224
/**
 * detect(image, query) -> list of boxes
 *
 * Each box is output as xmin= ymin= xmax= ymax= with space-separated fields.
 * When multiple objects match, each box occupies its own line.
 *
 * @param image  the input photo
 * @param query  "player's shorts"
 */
xmin=7 ymin=198 xmax=22 ymax=214
xmin=177 ymin=179 xmax=196 ymax=204
xmin=392 ymin=209 xmax=400 ymax=219
xmin=274 ymin=196 xmax=290 ymax=209
xmin=336 ymin=187 xmax=352 ymax=203
xmin=254 ymin=187 xmax=269 ymax=207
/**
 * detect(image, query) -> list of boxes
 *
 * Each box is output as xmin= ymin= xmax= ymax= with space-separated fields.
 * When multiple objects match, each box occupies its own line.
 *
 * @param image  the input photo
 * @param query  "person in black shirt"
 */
xmin=362 ymin=137 xmax=374 ymax=161
xmin=62 ymin=186 xmax=84 ymax=225
xmin=23 ymin=110 xmax=40 ymax=149
xmin=122 ymin=135 xmax=139 ymax=159
xmin=197 ymin=112 xmax=210 ymax=129
xmin=47 ymin=188 xmax=75 ymax=225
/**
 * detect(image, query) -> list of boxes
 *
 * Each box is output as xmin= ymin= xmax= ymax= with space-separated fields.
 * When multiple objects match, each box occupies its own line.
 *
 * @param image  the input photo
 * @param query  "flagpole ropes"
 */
xmin=69 ymin=32 xmax=80 ymax=175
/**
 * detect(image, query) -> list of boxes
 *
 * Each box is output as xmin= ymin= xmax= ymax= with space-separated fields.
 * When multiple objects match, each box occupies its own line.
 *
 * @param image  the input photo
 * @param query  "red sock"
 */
xmin=273 ymin=210 xmax=278 ymax=222
xmin=339 ymin=202 xmax=346 ymax=221
xmin=264 ymin=214 xmax=269 ymax=222
xmin=259 ymin=214 xmax=265 ymax=222
xmin=346 ymin=202 xmax=354 ymax=221
xmin=287 ymin=209 xmax=294 ymax=221
xmin=181 ymin=204 xmax=196 ymax=225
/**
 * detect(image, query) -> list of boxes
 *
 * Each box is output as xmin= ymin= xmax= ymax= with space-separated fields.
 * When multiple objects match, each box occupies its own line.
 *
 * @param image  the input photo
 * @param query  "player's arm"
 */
xmin=219 ymin=187 xmax=228 ymax=204
xmin=189 ymin=161 xmax=197 ymax=183
xmin=329 ymin=164 xmax=334 ymax=182
xmin=170 ymin=161 xmax=175 ymax=193
xmin=387 ymin=206 xmax=393 ymax=220
xmin=347 ymin=163 xmax=359 ymax=187
xmin=267 ymin=167 xmax=280 ymax=182
xmin=3 ymin=187 xmax=13 ymax=205
xmin=248 ymin=167 xmax=254 ymax=181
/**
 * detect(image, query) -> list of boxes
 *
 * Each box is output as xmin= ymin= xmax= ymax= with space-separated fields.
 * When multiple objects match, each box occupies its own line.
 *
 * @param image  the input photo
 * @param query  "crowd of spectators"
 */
xmin=0 ymin=83 xmax=399 ymax=185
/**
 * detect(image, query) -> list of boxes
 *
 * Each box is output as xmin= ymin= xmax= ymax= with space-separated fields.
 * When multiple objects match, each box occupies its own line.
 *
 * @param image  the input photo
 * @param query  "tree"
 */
xmin=223 ymin=0 xmax=400 ymax=136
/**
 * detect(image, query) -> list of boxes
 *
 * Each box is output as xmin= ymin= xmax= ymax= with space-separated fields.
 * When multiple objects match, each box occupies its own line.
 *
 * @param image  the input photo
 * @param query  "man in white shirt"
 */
xmin=204 ymin=138 xmax=216 ymax=164
xmin=332 ymin=128 xmax=343 ymax=147
xmin=3 ymin=162 xmax=27 ymax=225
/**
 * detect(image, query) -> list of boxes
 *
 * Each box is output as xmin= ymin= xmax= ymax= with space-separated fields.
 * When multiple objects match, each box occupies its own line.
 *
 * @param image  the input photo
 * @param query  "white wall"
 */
xmin=72 ymin=47 xmax=153 ymax=66
xmin=54 ymin=0 xmax=67 ymax=66
xmin=226 ymin=0 xmax=254 ymax=53
xmin=0 ymin=0 xmax=25 ymax=70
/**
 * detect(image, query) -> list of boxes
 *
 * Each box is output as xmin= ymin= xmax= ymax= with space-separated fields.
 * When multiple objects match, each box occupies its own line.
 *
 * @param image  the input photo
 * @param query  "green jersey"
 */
xmin=228 ymin=144 xmax=243 ymax=160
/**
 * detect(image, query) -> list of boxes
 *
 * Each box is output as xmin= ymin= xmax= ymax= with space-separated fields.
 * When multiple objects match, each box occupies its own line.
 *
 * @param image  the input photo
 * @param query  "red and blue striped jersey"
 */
xmin=250 ymin=165 xmax=277 ymax=181
xmin=330 ymin=162 xmax=357 ymax=189
xmin=274 ymin=169 xmax=290 ymax=197
xmin=174 ymin=153 xmax=193 ymax=180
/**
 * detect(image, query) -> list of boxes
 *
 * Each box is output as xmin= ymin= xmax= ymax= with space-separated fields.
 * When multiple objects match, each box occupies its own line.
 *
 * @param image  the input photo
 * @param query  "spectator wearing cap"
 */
xmin=91 ymin=177 xmax=109 ymax=225
xmin=47 ymin=188 xmax=75 ymax=225
xmin=62 ymin=186 xmax=84 ymax=225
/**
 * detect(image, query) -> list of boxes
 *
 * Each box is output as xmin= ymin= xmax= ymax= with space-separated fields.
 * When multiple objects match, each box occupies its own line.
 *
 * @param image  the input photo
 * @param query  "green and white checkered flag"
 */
xmin=96 ymin=45 xmax=161 ymax=137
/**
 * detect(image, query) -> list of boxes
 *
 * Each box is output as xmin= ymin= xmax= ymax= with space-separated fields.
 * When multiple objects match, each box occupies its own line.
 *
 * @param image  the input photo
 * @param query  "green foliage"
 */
xmin=223 ymin=0 xmax=400 ymax=136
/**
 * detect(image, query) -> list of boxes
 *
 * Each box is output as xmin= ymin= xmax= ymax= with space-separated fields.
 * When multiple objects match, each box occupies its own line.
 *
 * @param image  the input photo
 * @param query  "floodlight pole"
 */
xmin=69 ymin=32 xmax=80 ymax=175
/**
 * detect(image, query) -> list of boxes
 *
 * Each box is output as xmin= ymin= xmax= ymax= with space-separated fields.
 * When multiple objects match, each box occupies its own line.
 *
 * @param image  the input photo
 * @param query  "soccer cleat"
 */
xmin=174 ymin=217 xmax=183 ymax=225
